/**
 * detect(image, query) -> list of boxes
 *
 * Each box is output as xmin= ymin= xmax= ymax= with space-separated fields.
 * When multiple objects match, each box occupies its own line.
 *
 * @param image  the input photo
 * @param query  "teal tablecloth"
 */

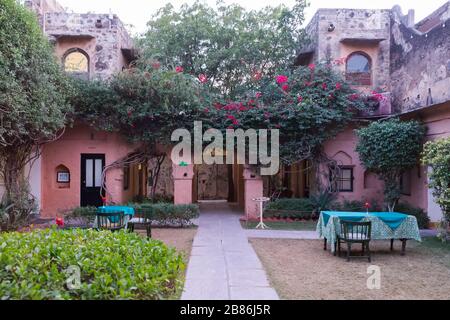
xmin=317 ymin=211 xmax=421 ymax=253
xmin=95 ymin=206 xmax=135 ymax=226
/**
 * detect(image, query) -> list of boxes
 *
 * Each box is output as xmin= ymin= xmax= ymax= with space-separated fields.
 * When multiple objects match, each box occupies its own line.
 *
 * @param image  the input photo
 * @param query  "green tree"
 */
xmin=0 ymin=0 xmax=71 ymax=228
xmin=355 ymin=119 xmax=425 ymax=211
xmin=138 ymin=0 xmax=307 ymax=98
xmin=422 ymin=137 xmax=450 ymax=221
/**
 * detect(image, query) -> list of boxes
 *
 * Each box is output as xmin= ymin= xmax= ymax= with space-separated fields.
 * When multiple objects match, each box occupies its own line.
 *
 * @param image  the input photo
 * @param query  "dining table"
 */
xmin=316 ymin=211 xmax=422 ymax=255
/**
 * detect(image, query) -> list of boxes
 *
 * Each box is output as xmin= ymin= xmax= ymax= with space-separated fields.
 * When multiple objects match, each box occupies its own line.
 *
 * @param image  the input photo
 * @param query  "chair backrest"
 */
xmin=340 ymin=220 xmax=372 ymax=241
xmin=96 ymin=211 xmax=125 ymax=231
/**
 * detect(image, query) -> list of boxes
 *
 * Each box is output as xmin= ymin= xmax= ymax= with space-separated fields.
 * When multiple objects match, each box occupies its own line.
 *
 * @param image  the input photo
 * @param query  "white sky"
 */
xmin=56 ymin=0 xmax=449 ymax=35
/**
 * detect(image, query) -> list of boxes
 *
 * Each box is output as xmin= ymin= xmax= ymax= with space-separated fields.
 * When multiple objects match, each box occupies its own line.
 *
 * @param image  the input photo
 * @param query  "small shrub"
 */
xmin=331 ymin=200 xmax=382 ymax=212
xmin=130 ymin=203 xmax=199 ymax=227
xmin=264 ymin=198 xmax=315 ymax=220
xmin=395 ymin=202 xmax=430 ymax=229
xmin=309 ymin=190 xmax=337 ymax=213
xmin=0 ymin=228 xmax=185 ymax=300
xmin=265 ymin=198 xmax=314 ymax=212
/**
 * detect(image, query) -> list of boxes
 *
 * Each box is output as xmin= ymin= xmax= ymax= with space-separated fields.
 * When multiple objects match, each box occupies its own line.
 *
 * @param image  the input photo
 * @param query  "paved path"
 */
xmin=181 ymin=203 xmax=279 ymax=300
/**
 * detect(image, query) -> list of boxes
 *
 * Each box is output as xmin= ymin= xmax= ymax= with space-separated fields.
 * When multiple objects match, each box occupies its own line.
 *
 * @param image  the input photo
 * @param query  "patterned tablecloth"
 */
xmin=316 ymin=211 xmax=422 ymax=253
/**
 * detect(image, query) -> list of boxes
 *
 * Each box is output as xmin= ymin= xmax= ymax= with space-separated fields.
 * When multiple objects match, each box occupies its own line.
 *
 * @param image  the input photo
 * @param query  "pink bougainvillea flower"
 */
xmin=226 ymin=114 xmax=236 ymax=120
xmin=335 ymin=82 xmax=342 ymax=90
xmin=264 ymin=112 xmax=271 ymax=119
xmin=255 ymin=92 xmax=262 ymax=99
xmin=349 ymin=93 xmax=359 ymax=101
xmin=175 ymin=66 xmax=184 ymax=73
xmin=322 ymin=82 xmax=327 ymax=90
xmin=151 ymin=61 xmax=161 ymax=70
xmin=297 ymin=95 xmax=303 ymax=103
xmin=227 ymin=125 xmax=234 ymax=129
xmin=304 ymin=81 xmax=311 ymax=87
xmin=282 ymin=84 xmax=289 ymax=92
xmin=371 ymin=90 xmax=384 ymax=101
xmin=248 ymin=99 xmax=255 ymax=105
xmin=214 ymin=102 xmax=223 ymax=110
xmin=239 ymin=105 xmax=247 ymax=112
xmin=253 ymin=71 xmax=262 ymax=81
xmin=204 ymin=108 xmax=209 ymax=113
xmin=198 ymin=74 xmax=207 ymax=83
xmin=232 ymin=119 xmax=239 ymax=125
xmin=276 ymin=75 xmax=288 ymax=84
xmin=308 ymin=63 xmax=316 ymax=71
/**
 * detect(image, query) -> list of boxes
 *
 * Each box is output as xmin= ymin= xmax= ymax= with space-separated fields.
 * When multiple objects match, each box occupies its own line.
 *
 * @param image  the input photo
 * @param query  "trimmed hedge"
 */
xmin=264 ymin=198 xmax=315 ymax=219
xmin=0 ymin=228 xmax=185 ymax=300
xmin=395 ymin=202 xmax=430 ymax=229
xmin=65 ymin=203 xmax=199 ymax=228
xmin=131 ymin=203 xmax=199 ymax=227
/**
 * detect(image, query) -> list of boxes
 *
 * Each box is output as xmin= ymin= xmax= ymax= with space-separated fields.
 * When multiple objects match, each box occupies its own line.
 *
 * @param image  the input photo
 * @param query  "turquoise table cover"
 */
xmin=96 ymin=206 xmax=135 ymax=224
xmin=317 ymin=211 xmax=421 ymax=253
xmin=97 ymin=206 xmax=135 ymax=216
xmin=321 ymin=211 xmax=408 ymax=230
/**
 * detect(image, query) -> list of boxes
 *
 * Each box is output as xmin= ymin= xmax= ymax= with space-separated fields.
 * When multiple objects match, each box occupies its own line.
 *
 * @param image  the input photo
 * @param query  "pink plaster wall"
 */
xmin=322 ymin=125 xmax=384 ymax=205
xmin=400 ymin=103 xmax=450 ymax=215
xmin=41 ymin=124 xmax=137 ymax=217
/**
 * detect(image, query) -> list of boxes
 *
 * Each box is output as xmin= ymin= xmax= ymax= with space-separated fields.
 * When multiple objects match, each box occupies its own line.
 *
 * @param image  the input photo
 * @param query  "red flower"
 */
xmin=297 ymin=95 xmax=303 ymax=103
xmin=204 ymin=108 xmax=209 ymax=113
xmin=364 ymin=202 xmax=371 ymax=209
xmin=198 ymin=74 xmax=207 ymax=83
xmin=232 ymin=119 xmax=239 ymax=125
xmin=282 ymin=84 xmax=289 ymax=92
xmin=248 ymin=99 xmax=255 ymax=105
xmin=308 ymin=63 xmax=315 ymax=71
xmin=335 ymin=82 xmax=342 ymax=90
xmin=276 ymin=75 xmax=288 ymax=84
xmin=55 ymin=217 xmax=64 ymax=227
xmin=101 ymin=195 xmax=107 ymax=204
xmin=214 ymin=102 xmax=223 ymax=110
xmin=175 ymin=66 xmax=184 ymax=73
xmin=226 ymin=114 xmax=236 ymax=120
xmin=304 ymin=81 xmax=311 ymax=87
xmin=256 ymin=92 xmax=262 ymax=99
xmin=322 ymin=82 xmax=327 ymax=90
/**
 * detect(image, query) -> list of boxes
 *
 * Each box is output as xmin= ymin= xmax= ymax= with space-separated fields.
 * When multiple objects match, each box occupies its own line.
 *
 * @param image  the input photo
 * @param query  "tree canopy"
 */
xmin=422 ymin=137 xmax=450 ymax=221
xmin=355 ymin=119 xmax=425 ymax=211
xmin=0 ymin=0 xmax=71 ymax=228
xmin=138 ymin=0 xmax=307 ymax=98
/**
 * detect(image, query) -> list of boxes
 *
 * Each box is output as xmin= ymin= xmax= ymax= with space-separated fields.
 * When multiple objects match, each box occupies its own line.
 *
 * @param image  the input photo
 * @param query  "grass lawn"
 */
xmin=241 ymin=220 xmax=318 ymax=231
xmin=250 ymin=237 xmax=450 ymax=300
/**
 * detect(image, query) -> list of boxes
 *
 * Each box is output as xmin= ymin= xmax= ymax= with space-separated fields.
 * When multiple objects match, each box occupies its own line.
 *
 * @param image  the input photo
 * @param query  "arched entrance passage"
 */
xmin=192 ymin=163 xmax=245 ymax=207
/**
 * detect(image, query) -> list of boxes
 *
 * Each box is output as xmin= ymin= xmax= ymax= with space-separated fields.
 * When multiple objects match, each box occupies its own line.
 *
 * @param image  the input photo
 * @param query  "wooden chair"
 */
xmin=337 ymin=220 xmax=372 ymax=262
xmin=128 ymin=207 xmax=153 ymax=238
xmin=96 ymin=211 xmax=126 ymax=232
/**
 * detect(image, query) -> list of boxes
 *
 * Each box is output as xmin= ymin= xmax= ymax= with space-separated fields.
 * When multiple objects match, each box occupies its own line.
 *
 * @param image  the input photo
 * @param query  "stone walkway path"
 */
xmin=181 ymin=203 xmax=279 ymax=300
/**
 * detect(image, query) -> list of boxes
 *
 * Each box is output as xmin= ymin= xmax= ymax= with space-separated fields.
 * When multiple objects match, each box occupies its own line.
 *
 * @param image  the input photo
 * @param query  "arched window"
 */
xmin=346 ymin=52 xmax=371 ymax=85
xmin=62 ymin=48 xmax=89 ymax=79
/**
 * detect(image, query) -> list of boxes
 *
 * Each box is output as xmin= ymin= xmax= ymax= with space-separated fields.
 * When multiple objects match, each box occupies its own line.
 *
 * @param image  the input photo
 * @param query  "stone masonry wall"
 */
xmin=390 ymin=5 xmax=450 ymax=112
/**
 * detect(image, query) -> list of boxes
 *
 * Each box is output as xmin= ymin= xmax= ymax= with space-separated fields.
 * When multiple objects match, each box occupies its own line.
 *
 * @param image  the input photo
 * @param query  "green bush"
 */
xmin=395 ymin=202 xmax=430 ymax=229
xmin=0 ymin=228 xmax=185 ymax=300
xmin=264 ymin=198 xmax=315 ymax=219
xmin=131 ymin=203 xmax=199 ymax=227
xmin=331 ymin=200 xmax=382 ymax=212
xmin=265 ymin=198 xmax=314 ymax=212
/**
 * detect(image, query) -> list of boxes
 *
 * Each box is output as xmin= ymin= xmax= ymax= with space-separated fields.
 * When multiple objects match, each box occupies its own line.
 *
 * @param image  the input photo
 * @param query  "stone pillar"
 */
xmin=172 ymin=163 xmax=194 ymax=204
xmin=243 ymin=166 xmax=263 ymax=220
